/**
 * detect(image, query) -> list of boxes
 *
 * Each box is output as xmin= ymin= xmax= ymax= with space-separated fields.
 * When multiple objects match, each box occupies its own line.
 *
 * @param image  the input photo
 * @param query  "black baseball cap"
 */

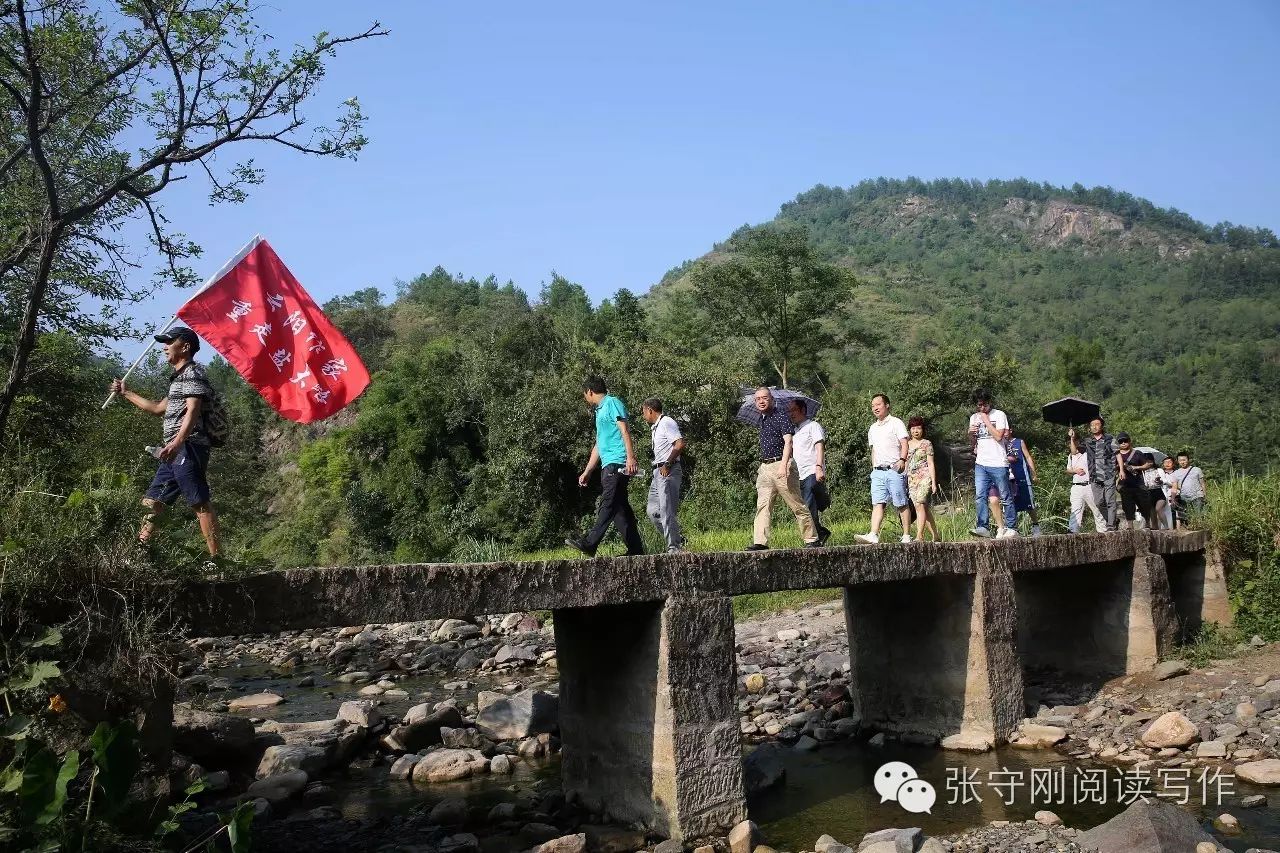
xmin=1115 ymin=432 xmax=1131 ymax=443
xmin=155 ymin=326 xmax=200 ymax=352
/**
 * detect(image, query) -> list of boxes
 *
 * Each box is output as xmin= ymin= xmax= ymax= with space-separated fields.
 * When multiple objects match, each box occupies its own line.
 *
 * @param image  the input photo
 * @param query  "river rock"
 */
xmin=172 ymin=704 xmax=256 ymax=766
xmin=1213 ymin=813 xmax=1241 ymax=833
xmin=1139 ymin=711 xmax=1199 ymax=748
xmin=410 ymin=748 xmax=488 ymax=783
xmin=1197 ymin=740 xmax=1227 ymax=758
xmin=440 ymin=833 xmax=479 ymax=853
xmin=1236 ymin=759 xmax=1280 ymax=785
xmin=200 ymin=768 xmax=231 ymax=794
xmin=246 ymin=769 xmax=308 ymax=804
xmin=476 ymin=689 xmax=558 ymax=740
xmin=813 ymin=651 xmax=846 ymax=678
xmin=384 ymin=705 xmax=464 ymax=752
xmin=744 ymin=673 xmax=767 ymax=693
xmin=1016 ymin=723 xmax=1066 ymax=747
xmin=494 ymin=644 xmax=537 ymax=664
xmin=489 ymin=754 xmax=512 ymax=774
xmin=228 ymin=692 xmax=285 ymax=711
xmin=856 ymin=827 xmax=921 ymax=852
xmin=743 ymin=743 xmax=786 ymax=794
xmin=256 ymin=717 xmax=365 ymax=767
xmin=729 ymin=820 xmax=759 ymax=853
xmin=337 ymin=700 xmax=381 ymax=729
xmin=388 ymin=754 xmax=420 ymax=779
xmin=1078 ymin=798 xmax=1219 ymax=851
xmin=535 ymin=834 xmax=587 ymax=853
xmin=440 ymin=726 xmax=488 ymax=750
xmin=429 ymin=796 xmax=468 ymax=825
xmin=256 ymin=744 xmax=327 ymax=778
xmin=454 ymin=648 xmax=488 ymax=671
xmin=940 ymin=732 xmax=994 ymax=752
xmin=815 ymin=836 xmax=853 ymax=853
xmin=1152 ymin=660 xmax=1190 ymax=680
xmin=1240 ymin=794 xmax=1267 ymax=808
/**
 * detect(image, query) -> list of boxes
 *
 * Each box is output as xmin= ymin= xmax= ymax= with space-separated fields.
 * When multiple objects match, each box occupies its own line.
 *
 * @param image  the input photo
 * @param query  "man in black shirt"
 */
xmin=745 ymin=387 xmax=818 ymax=551
xmin=1077 ymin=417 xmax=1119 ymax=532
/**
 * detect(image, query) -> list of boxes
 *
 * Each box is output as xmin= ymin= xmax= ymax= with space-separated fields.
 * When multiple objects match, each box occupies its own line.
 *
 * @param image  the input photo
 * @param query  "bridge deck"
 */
xmin=172 ymin=530 xmax=1206 ymax=636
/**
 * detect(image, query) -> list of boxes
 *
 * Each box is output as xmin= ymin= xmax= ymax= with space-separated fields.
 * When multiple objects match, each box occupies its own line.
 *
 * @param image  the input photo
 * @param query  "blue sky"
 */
xmin=137 ymin=0 xmax=1280 ymax=326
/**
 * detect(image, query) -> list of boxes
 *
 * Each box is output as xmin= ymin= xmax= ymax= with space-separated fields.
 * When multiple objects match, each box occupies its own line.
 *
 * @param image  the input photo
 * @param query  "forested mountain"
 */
xmin=17 ymin=178 xmax=1280 ymax=568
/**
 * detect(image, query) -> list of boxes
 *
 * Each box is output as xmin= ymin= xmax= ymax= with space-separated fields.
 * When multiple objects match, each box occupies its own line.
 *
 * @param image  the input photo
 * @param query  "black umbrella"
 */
xmin=735 ymin=387 xmax=820 ymax=426
xmin=1041 ymin=396 xmax=1101 ymax=427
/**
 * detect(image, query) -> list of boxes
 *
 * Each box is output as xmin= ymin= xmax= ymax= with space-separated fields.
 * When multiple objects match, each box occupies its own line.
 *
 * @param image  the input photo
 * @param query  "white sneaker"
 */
xmin=855 ymin=532 xmax=879 ymax=544
xmin=998 ymin=528 xmax=1019 ymax=538
xmin=900 ymin=535 xmax=913 ymax=544
xmin=1031 ymin=525 xmax=1042 ymax=537
xmin=969 ymin=526 xmax=990 ymax=538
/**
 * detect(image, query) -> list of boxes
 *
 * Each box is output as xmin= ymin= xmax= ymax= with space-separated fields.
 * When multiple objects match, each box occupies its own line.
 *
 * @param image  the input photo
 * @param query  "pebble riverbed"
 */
xmin=170 ymin=602 xmax=1280 ymax=852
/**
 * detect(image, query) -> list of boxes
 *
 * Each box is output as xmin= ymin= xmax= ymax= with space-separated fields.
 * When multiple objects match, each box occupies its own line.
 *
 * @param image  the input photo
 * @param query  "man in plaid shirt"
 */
xmin=110 ymin=327 xmax=220 ymax=556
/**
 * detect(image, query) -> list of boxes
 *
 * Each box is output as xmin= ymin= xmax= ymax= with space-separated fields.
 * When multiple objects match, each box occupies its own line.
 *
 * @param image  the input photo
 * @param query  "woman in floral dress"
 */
xmin=906 ymin=416 xmax=940 ymax=541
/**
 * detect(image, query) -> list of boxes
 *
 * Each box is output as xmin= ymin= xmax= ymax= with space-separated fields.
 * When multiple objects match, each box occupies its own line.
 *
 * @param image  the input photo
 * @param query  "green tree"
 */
xmin=0 ymin=0 xmax=387 ymax=445
xmin=1053 ymin=335 xmax=1105 ymax=392
xmin=688 ymin=222 xmax=851 ymax=387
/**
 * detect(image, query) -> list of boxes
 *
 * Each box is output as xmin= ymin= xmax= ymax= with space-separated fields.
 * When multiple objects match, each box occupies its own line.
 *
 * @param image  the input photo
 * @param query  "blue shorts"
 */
xmin=870 ymin=468 xmax=908 ymax=508
xmin=145 ymin=442 xmax=212 ymax=507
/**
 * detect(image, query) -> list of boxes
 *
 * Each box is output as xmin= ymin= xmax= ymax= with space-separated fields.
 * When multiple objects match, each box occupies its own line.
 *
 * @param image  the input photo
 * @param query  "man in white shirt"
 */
xmin=642 ymin=398 xmax=686 ymax=552
xmin=856 ymin=393 xmax=912 ymax=544
xmin=1172 ymin=452 xmax=1207 ymax=523
xmin=1067 ymin=431 xmax=1106 ymax=533
xmin=788 ymin=398 xmax=831 ymax=545
xmin=968 ymin=388 xmax=1016 ymax=538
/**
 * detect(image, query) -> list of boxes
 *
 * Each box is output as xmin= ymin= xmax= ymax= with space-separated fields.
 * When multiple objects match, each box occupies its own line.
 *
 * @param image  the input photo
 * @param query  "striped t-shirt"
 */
xmin=163 ymin=362 xmax=212 ymax=445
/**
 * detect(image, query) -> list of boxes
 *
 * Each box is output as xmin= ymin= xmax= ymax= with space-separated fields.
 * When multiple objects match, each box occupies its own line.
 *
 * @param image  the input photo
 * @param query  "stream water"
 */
xmin=211 ymin=665 xmax=1280 ymax=851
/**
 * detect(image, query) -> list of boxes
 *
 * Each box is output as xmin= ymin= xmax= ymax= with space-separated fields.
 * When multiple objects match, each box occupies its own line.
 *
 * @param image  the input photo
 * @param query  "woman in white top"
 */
xmin=1067 ymin=431 xmax=1106 ymax=533
xmin=1152 ymin=456 xmax=1177 ymax=530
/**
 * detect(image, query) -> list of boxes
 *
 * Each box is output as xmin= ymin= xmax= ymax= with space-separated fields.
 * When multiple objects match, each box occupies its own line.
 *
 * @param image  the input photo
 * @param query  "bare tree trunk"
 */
xmin=0 ymin=231 xmax=57 ymax=445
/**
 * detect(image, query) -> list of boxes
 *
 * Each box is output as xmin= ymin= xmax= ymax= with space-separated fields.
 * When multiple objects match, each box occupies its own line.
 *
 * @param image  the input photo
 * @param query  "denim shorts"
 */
xmin=145 ymin=441 xmax=212 ymax=507
xmin=870 ymin=467 xmax=908 ymax=508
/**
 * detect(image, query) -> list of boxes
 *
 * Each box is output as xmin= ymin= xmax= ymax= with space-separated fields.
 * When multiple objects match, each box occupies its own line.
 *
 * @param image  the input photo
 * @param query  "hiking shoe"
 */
xmin=564 ymin=537 xmax=597 ymax=557
xmin=803 ymin=540 xmax=822 ymax=549
xmin=744 ymin=543 xmax=769 ymax=552
xmin=969 ymin=526 xmax=991 ymax=538
xmin=1031 ymin=525 xmax=1042 ymax=537
xmin=817 ymin=527 xmax=832 ymax=545
xmin=855 ymin=532 xmax=879 ymax=544
xmin=900 ymin=535 xmax=913 ymax=544
xmin=998 ymin=528 xmax=1018 ymax=539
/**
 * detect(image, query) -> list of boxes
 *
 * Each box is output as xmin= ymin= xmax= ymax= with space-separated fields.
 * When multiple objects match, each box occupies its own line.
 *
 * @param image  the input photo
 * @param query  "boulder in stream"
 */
xmin=475 ymin=689 xmax=558 ymax=740
xmin=1077 ymin=798 xmax=1220 ymax=851
xmin=172 ymin=703 xmax=257 ymax=767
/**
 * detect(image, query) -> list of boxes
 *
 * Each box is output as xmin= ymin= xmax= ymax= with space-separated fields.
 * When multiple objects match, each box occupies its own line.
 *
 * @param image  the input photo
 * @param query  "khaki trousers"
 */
xmin=754 ymin=460 xmax=817 ymax=546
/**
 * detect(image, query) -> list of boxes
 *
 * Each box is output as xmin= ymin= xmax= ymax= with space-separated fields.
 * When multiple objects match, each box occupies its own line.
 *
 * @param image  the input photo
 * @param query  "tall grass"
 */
xmin=1204 ymin=470 xmax=1280 ymax=642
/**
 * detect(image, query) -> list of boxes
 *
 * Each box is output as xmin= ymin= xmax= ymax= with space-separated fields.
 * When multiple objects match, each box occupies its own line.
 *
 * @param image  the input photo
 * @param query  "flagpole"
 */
xmin=100 ymin=313 xmax=179 ymax=409
xmin=100 ymin=234 xmax=264 ymax=410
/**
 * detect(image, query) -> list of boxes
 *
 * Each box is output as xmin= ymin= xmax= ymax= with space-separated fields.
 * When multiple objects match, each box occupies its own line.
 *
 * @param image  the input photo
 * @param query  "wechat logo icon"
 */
xmin=874 ymin=761 xmax=937 ymax=814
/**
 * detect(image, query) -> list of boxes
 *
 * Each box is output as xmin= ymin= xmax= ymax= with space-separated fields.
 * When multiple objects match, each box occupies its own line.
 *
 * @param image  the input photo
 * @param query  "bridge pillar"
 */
xmin=1013 ymin=542 xmax=1177 ymax=679
xmin=844 ymin=553 xmax=1021 ymax=749
xmin=1164 ymin=543 xmax=1233 ymax=640
xmin=553 ymin=595 xmax=745 ymax=841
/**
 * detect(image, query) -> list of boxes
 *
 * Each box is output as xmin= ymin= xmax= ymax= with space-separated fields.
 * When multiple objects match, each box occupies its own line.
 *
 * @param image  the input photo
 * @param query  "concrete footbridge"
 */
xmin=172 ymin=530 xmax=1222 ymax=842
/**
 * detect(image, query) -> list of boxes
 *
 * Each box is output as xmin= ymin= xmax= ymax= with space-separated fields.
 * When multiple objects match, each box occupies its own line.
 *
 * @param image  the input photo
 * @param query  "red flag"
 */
xmin=177 ymin=236 xmax=370 ymax=423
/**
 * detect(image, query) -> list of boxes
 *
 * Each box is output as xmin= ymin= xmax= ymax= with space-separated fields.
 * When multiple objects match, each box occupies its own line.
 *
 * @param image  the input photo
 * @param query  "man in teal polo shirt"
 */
xmin=566 ymin=375 xmax=645 ymax=557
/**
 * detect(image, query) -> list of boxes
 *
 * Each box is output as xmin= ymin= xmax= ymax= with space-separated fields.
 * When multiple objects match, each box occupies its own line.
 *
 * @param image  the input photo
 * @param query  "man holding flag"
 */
xmin=106 ymin=236 xmax=370 ymax=559
xmin=111 ymin=327 xmax=221 ymax=556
